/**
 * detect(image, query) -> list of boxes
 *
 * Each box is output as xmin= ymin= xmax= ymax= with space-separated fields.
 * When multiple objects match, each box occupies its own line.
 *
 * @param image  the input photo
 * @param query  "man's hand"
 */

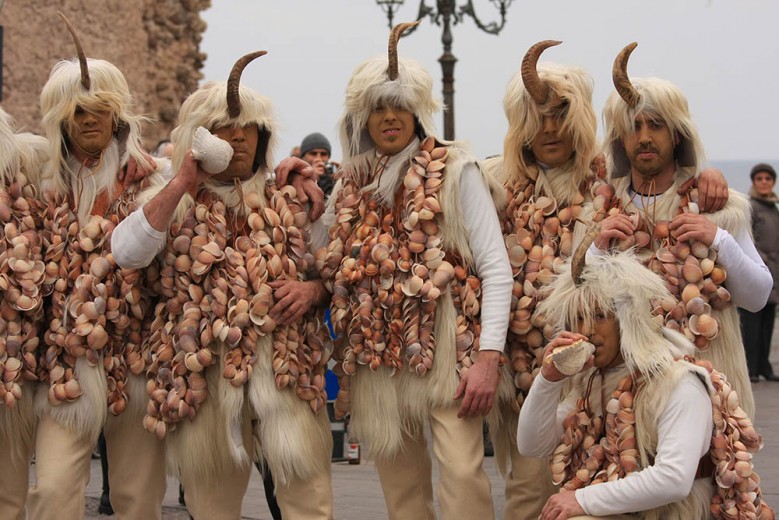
xmin=268 ymin=279 xmax=327 ymax=325
xmin=540 ymin=331 xmax=591 ymax=382
xmin=275 ymin=157 xmax=316 ymax=186
xmin=693 ymin=168 xmax=729 ymax=212
xmin=668 ymin=212 xmax=718 ymax=246
xmin=454 ymin=350 xmax=501 ymax=418
xmin=120 ymin=153 xmax=156 ymax=188
xmin=540 ymin=489 xmax=585 ymax=520
xmin=173 ymin=152 xmax=211 ymax=195
xmin=291 ymin=176 xmax=325 ymax=222
xmin=594 ymin=213 xmax=634 ymax=250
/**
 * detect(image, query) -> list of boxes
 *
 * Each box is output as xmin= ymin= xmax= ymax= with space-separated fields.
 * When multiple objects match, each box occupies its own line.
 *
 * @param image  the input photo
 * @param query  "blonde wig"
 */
xmin=536 ymin=249 xmax=677 ymax=379
xmin=0 ymin=107 xmax=21 ymax=185
xmin=502 ymin=63 xmax=597 ymax=189
xmin=170 ymin=81 xmax=277 ymax=181
xmin=603 ymin=46 xmax=705 ymax=180
xmin=1 ymin=108 xmax=48 ymax=192
xmin=338 ymin=23 xmax=441 ymax=165
xmin=39 ymin=58 xmax=150 ymax=196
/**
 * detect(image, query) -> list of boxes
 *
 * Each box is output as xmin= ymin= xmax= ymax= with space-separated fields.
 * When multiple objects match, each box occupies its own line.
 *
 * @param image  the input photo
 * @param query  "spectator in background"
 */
xmin=740 ymin=163 xmax=779 ymax=382
xmin=290 ymin=145 xmax=301 ymax=158
xmin=299 ymin=132 xmax=337 ymax=197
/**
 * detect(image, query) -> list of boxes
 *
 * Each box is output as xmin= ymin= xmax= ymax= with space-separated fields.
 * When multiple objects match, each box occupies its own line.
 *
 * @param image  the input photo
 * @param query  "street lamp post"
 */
xmin=376 ymin=0 xmax=514 ymax=140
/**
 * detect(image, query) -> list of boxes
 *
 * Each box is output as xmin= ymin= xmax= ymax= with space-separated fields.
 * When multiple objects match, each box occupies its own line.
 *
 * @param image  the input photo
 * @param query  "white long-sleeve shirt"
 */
xmin=517 ymin=369 xmax=713 ymax=516
xmin=588 ymin=225 xmax=771 ymax=312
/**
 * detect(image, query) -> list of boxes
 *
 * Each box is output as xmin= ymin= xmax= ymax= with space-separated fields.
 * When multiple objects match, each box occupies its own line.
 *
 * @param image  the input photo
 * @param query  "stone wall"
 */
xmin=0 ymin=0 xmax=210 ymax=148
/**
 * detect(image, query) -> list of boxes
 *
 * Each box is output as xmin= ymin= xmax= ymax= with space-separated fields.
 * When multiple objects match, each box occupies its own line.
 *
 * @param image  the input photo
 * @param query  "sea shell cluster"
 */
xmin=598 ymin=186 xmax=728 ymax=351
xmin=40 ymin=194 xmax=151 ymax=413
xmin=550 ymin=374 xmax=638 ymax=488
xmin=500 ymin=169 xmax=588 ymax=410
xmin=0 ymin=171 xmax=45 ymax=407
xmin=144 ymin=184 xmax=327 ymax=439
xmin=191 ymin=126 xmax=235 ymax=175
xmin=319 ymin=137 xmax=481 ymax=419
xmin=695 ymin=359 xmax=773 ymax=519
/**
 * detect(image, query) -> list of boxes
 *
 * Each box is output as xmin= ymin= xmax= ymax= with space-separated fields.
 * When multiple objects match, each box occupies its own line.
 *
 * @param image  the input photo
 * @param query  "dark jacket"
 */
xmin=749 ymin=188 xmax=779 ymax=304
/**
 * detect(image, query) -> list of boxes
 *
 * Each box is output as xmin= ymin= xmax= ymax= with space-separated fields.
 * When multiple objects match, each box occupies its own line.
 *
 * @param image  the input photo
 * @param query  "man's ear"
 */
xmin=673 ymin=131 xmax=680 ymax=146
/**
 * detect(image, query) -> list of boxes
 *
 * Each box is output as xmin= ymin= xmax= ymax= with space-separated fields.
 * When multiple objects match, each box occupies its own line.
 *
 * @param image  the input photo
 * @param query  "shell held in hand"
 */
xmin=551 ymin=340 xmax=595 ymax=376
xmin=191 ymin=126 xmax=234 ymax=174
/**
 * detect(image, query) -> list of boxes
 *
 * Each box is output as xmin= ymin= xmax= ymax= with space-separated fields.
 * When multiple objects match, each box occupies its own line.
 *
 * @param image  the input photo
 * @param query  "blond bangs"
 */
xmin=170 ymin=81 xmax=278 ymax=177
xmin=502 ymin=63 xmax=597 ymax=186
xmin=39 ymin=58 xmax=151 ymax=197
xmin=339 ymin=56 xmax=440 ymax=164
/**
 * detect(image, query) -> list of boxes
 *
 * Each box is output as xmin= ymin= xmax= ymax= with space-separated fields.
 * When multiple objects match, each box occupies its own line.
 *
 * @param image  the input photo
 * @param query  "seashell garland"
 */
xmin=0 ymin=172 xmax=46 ymax=407
xmin=549 ymin=360 xmax=774 ymax=520
xmin=40 ymin=190 xmax=153 ymax=414
xmin=191 ymin=126 xmax=235 ymax=175
xmin=319 ymin=137 xmax=482 ymax=419
xmin=500 ymin=163 xmax=594 ymax=412
xmin=550 ymin=372 xmax=638 ymax=489
xmin=143 ymin=183 xmax=327 ymax=439
xmin=599 ymin=186 xmax=728 ymax=351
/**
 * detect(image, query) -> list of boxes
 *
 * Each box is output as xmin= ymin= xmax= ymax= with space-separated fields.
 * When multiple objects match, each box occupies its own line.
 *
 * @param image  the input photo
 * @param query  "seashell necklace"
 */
xmin=0 ymin=171 xmax=46 ymax=408
xmin=500 ymin=163 xmax=589 ymax=410
xmin=550 ymin=368 xmax=639 ymax=490
xmin=143 ymin=183 xmax=327 ymax=439
xmin=320 ymin=137 xmax=482 ymax=418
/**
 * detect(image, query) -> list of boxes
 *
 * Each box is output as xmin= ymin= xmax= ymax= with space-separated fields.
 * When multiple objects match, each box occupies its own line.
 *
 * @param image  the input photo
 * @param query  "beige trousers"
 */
xmin=570 ymin=515 xmax=634 ymax=519
xmin=503 ymin=436 xmax=557 ymax=519
xmin=275 ymin=466 xmax=334 ymax=520
xmin=180 ymin=410 xmax=254 ymax=520
xmin=374 ymin=406 xmax=493 ymax=520
xmin=0 ymin=422 xmax=34 ymax=520
xmin=28 ymin=412 xmax=167 ymax=520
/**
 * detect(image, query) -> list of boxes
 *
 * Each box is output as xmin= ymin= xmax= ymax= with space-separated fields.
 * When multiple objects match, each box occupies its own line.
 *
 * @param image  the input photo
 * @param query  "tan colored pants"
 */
xmin=570 ymin=515 xmax=634 ymax=519
xmin=180 ymin=410 xmax=254 ymax=520
xmin=375 ymin=406 xmax=493 ymax=520
xmin=275 ymin=466 xmax=334 ymax=520
xmin=0 ymin=423 xmax=34 ymax=520
xmin=28 ymin=412 xmax=167 ymax=520
xmin=503 ymin=442 xmax=557 ymax=519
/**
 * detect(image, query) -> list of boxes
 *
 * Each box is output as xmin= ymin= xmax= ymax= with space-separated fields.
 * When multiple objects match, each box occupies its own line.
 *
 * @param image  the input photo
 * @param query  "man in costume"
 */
xmin=111 ymin=51 xmax=334 ymax=520
xmin=0 ymin=107 xmax=48 ymax=520
xmin=518 ymin=240 xmax=774 ymax=520
xmin=27 ymin=15 xmax=167 ymax=520
xmin=316 ymin=22 xmax=512 ymax=520
xmin=481 ymin=40 xmax=731 ymax=520
xmin=594 ymin=43 xmax=772 ymax=419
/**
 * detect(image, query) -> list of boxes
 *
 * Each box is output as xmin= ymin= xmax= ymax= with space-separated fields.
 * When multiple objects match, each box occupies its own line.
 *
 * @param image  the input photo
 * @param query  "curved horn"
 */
xmin=58 ymin=11 xmax=90 ymax=90
xmin=612 ymin=42 xmax=641 ymax=108
xmin=521 ymin=40 xmax=562 ymax=105
xmin=226 ymin=51 xmax=268 ymax=119
xmin=388 ymin=21 xmax=419 ymax=81
xmin=570 ymin=223 xmax=601 ymax=286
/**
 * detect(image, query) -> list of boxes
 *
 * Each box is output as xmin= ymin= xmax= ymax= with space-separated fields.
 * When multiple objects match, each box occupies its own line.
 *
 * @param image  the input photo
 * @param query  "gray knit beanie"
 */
xmin=299 ymin=132 xmax=331 ymax=157
xmin=750 ymin=162 xmax=776 ymax=181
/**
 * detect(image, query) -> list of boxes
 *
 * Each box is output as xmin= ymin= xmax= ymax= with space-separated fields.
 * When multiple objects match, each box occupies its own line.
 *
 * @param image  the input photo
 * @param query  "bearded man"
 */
xmin=111 ymin=51 xmax=334 ymax=520
xmin=27 ymin=16 xmax=167 ymax=520
xmin=0 ymin=107 xmax=48 ymax=520
xmin=313 ymin=22 xmax=512 ymax=520
xmin=594 ymin=43 xmax=772 ymax=420
xmin=480 ymin=40 xmax=731 ymax=520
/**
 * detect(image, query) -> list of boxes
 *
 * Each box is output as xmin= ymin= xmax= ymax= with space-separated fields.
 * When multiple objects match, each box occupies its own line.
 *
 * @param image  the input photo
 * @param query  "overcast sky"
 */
xmin=200 ymin=0 xmax=779 ymax=171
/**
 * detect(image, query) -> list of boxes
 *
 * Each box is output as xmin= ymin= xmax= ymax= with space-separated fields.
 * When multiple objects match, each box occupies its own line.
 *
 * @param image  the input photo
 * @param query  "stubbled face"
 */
xmin=622 ymin=112 xmax=678 ymax=178
xmin=576 ymin=308 xmax=623 ymax=369
xmin=210 ymin=124 xmax=259 ymax=182
xmin=752 ymin=171 xmax=776 ymax=197
xmin=367 ymin=105 xmax=416 ymax=155
xmin=302 ymin=148 xmax=330 ymax=176
xmin=529 ymin=102 xmax=575 ymax=168
xmin=68 ymin=106 xmax=115 ymax=159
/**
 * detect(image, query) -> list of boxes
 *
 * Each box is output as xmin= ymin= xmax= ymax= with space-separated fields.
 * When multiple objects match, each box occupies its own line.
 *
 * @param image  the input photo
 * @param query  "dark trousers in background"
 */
xmin=739 ymin=303 xmax=777 ymax=378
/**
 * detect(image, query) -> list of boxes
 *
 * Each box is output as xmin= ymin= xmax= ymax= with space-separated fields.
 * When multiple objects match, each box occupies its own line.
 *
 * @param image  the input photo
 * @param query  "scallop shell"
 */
xmin=551 ymin=340 xmax=595 ymax=376
xmin=191 ymin=126 xmax=235 ymax=174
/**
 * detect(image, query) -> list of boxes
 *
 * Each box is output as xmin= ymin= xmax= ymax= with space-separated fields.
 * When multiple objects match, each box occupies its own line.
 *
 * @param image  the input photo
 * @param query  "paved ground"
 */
xmin=64 ymin=319 xmax=779 ymax=518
